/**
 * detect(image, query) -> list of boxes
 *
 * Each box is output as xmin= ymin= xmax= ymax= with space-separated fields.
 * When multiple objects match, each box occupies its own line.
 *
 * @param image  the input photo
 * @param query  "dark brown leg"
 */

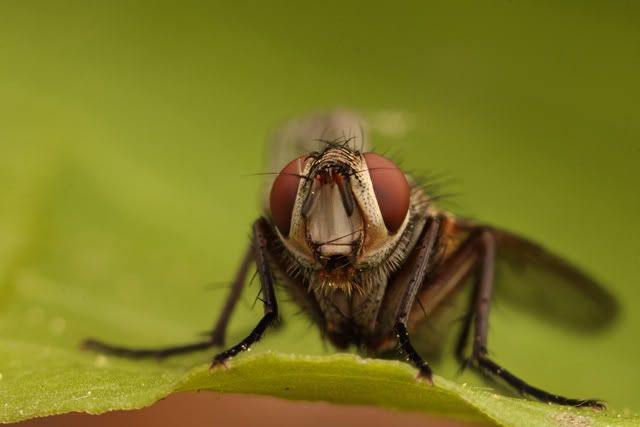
xmin=463 ymin=229 xmax=495 ymax=362
xmin=394 ymin=216 xmax=442 ymax=381
xmin=427 ymin=227 xmax=604 ymax=409
xmin=82 ymin=338 xmax=216 ymax=359
xmin=210 ymin=244 xmax=254 ymax=346
xmin=83 ymin=220 xmax=273 ymax=363
xmin=210 ymin=218 xmax=278 ymax=367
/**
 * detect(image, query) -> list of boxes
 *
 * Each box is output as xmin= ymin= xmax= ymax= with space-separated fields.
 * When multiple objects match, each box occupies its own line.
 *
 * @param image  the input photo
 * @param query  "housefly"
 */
xmin=85 ymin=110 xmax=618 ymax=409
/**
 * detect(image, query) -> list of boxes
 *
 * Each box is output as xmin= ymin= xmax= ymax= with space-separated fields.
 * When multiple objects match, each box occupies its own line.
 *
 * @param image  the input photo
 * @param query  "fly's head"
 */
xmin=269 ymin=143 xmax=413 ymax=295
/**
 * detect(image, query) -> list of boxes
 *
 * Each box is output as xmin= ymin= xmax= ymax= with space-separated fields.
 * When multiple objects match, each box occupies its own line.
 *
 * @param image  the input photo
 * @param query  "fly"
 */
xmin=84 ymin=110 xmax=618 ymax=409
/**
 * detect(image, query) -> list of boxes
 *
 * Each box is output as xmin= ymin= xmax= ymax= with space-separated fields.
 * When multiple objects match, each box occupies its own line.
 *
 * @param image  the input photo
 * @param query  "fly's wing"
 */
xmin=490 ymin=228 xmax=618 ymax=331
xmin=262 ymin=109 xmax=370 ymax=211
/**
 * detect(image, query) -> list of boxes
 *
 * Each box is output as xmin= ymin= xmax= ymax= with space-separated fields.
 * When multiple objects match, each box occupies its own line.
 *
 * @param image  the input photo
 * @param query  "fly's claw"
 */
xmin=582 ymin=400 xmax=606 ymax=411
xmin=416 ymin=363 xmax=433 ymax=384
xmin=209 ymin=353 xmax=230 ymax=370
xmin=457 ymin=357 xmax=474 ymax=375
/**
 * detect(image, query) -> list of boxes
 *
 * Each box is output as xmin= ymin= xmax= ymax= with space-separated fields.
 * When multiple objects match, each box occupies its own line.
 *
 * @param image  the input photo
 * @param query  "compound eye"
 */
xmin=363 ymin=153 xmax=410 ymax=233
xmin=270 ymin=155 xmax=307 ymax=236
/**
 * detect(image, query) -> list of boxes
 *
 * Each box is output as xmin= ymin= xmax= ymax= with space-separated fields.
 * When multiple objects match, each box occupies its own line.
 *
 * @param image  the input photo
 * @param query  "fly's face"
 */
xmin=269 ymin=144 xmax=412 ymax=294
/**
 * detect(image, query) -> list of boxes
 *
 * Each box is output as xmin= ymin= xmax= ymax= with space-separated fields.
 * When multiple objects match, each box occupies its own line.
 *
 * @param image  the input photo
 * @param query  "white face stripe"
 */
xmin=305 ymin=177 xmax=364 ymax=257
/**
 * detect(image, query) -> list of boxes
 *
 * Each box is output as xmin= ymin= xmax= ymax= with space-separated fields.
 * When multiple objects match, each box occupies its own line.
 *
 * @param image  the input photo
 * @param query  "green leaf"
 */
xmin=0 ymin=141 xmax=636 ymax=427
xmin=1 ymin=343 xmax=638 ymax=427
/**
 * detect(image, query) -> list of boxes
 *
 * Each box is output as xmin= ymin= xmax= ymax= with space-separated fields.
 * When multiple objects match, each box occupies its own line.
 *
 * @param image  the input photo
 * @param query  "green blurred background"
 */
xmin=1 ymin=0 xmax=639 ymax=416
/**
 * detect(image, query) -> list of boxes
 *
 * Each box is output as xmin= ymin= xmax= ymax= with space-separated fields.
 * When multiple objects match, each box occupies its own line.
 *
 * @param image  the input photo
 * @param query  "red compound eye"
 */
xmin=270 ymin=155 xmax=307 ymax=236
xmin=363 ymin=153 xmax=410 ymax=233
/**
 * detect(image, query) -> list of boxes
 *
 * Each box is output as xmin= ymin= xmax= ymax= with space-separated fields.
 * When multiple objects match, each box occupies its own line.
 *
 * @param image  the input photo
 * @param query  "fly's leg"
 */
xmin=453 ymin=295 xmax=475 ymax=373
xmin=83 ymin=227 xmax=258 ymax=359
xmin=210 ymin=217 xmax=278 ymax=367
xmin=209 ymin=243 xmax=254 ymax=345
xmin=394 ymin=216 xmax=441 ymax=381
xmin=82 ymin=339 xmax=217 ymax=358
xmin=455 ymin=229 xmax=494 ymax=367
xmin=436 ymin=227 xmax=605 ymax=409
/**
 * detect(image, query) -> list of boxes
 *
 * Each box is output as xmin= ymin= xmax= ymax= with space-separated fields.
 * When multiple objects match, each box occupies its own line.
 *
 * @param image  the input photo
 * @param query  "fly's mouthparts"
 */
xmin=324 ymin=255 xmax=352 ymax=271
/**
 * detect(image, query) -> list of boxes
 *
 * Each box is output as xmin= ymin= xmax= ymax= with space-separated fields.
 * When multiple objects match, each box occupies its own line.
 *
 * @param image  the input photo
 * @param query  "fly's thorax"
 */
xmin=268 ymin=144 xmax=422 ymax=294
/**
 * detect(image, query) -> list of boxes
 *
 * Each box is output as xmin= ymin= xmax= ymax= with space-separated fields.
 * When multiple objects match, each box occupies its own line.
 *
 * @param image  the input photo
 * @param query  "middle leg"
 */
xmin=443 ymin=228 xmax=604 ymax=409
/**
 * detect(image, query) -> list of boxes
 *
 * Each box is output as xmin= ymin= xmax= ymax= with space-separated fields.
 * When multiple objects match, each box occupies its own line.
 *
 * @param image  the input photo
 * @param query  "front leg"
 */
xmin=210 ymin=217 xmax=279 ymax=367
xmin=394 ymin=216 xmax=441 ymax=381
xmin=83 ymin=218 xmax=278 ymax=365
